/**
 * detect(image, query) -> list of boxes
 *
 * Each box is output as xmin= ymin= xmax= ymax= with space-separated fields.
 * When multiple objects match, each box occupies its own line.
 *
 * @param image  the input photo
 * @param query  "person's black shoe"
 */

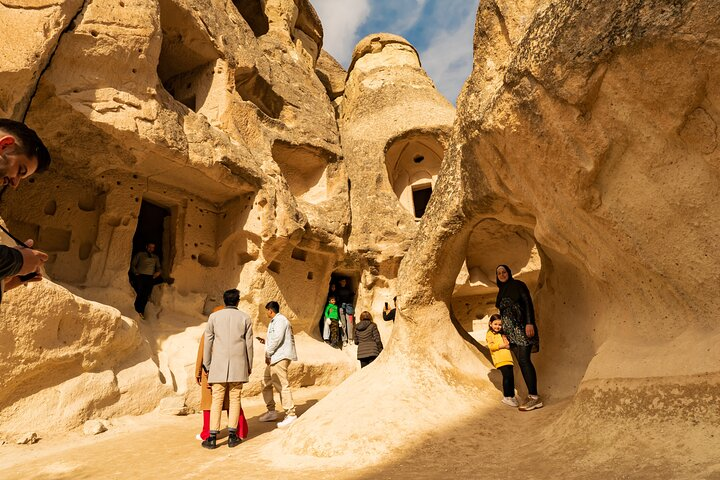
xmin=228 ymin=433 xmax=242 ymax=448
xmin=202 ymin=434 xmax=217 ymax=449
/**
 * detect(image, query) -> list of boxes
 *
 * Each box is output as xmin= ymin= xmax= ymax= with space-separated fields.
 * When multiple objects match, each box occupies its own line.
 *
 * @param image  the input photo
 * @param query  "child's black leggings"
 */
xmin=498 ymin=365 xmax=515 ymax=397
xmin=511 ymin=344 xmax=538 ymax=396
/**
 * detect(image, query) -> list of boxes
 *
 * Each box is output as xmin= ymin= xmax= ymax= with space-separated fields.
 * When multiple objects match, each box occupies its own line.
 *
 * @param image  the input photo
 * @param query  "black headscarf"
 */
xmin=495 ymin=264 xmax=536 ymax=326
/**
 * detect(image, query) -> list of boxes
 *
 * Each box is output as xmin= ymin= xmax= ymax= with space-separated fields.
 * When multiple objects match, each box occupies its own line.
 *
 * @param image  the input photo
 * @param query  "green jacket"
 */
xmin=324 ymin=303 xmax=339 ymax=320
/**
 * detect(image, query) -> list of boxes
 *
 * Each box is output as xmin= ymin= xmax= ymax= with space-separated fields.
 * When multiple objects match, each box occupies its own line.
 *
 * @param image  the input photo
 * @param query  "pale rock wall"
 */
xmin=283 ymin=0 xmax=720 ymax=468
xmin=339 ymin=33 xmax=456 ymax=318
xmin=0 ymin=0 xmax=355 ymax=437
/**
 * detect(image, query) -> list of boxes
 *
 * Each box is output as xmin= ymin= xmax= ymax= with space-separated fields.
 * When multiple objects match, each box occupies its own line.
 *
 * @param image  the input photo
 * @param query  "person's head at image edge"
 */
xmin=223 ymin=288 xmax=240 ymax=307
xmin=0 ymin=119 xmax=51 ymax=190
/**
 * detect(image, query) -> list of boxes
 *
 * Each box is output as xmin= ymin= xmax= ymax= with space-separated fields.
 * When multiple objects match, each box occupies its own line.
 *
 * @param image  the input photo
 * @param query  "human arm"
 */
xmin=486 ymin=332 xmax=505 ymax=352
xmin=245 ymin=318 xmax=254 ymax=376
xmin=0 ymin=245 xmax=23 ymax=280
xmin=131 ymin=253 xmax=140 ymax=275
xmin=203 ymin=318 xmax=215 ymax=371
xmin=519 ymin=282 xmax=536 ymax=337
xmin=1 ymin=241 xmax=47 ymax=277
xmin=264 ymin=317 xmax=286 ymax=359
xmin=382 ymin=308 xmax=395 ymax=322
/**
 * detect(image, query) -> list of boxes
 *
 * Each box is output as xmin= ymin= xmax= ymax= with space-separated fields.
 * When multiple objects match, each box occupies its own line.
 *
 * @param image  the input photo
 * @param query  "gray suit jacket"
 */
xmin=203 ymin=307 xmax=254 ymax=383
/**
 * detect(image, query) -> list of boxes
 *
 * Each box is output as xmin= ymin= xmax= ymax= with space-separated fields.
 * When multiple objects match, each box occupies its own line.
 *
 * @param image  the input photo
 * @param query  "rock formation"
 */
xmin=0 ymin=0 xmax=361 ymax=436
xmin=281 ymin=0 xmax=720 ymax=472
xmin=2 ymin=0 xmax=718 ymax=474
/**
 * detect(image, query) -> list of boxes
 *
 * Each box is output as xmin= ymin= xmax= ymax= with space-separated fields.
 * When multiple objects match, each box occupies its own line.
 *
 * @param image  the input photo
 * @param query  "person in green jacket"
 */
xmin=324 ymin=296 xmax=341 ymax=348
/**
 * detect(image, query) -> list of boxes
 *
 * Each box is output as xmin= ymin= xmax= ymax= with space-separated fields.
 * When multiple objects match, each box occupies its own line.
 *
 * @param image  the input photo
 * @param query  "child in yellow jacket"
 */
xmin=486 ymin=314 xmax=518 ymax=407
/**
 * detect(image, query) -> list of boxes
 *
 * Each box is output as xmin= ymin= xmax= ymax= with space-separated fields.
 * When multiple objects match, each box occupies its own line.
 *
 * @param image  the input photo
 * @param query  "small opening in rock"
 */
xmin=291 ymin=248 xmax=307 ymax=262
xmin=412 ymin=185 xmax=432 ymax=218
xmin=235 ymin=66 xmax=284 ymax=118
xmin=413 ymin=155 xmax=425 ymax=163
xmin=268 ymin=261 xmax=281 ymax=274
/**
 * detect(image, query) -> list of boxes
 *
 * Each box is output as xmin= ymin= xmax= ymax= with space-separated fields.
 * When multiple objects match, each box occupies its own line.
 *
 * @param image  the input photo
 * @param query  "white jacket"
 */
xmin=265 ymin=313 xmax=297 ymax=365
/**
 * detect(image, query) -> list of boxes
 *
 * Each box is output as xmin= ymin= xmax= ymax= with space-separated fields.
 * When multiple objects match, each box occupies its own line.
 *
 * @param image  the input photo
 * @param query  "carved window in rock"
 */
xmin=232 ymin=0 xmax=269 ymax=37
xmin=235 ymin=66 xmax=284 ymax=119
xmin=385 ymin=135 xmax=443 ymax=219
xmin=157 ymin=0 xmax=222 ymax=115
xmin=271 ymin=141 xmax=333 ymax=205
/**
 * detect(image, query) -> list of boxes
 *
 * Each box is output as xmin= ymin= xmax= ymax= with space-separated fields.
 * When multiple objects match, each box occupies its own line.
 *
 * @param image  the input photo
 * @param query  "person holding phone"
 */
xmin=383 ymin=296 xmax=397 ymax=322
xmin=0 ymin=119 xmax=52 ymax=304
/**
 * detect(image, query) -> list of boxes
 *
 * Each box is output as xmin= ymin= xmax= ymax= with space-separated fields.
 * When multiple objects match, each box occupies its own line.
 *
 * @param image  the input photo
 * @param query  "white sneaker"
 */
xmin=195 ymin=434 xmax=202 ymax=441
xmin=276 ymin=415 xmax=297 ymax=428
xmin=258 ymin=410 xmax=279 ymax=422
xmin=502 ymin=397 xmax=519 ymax=407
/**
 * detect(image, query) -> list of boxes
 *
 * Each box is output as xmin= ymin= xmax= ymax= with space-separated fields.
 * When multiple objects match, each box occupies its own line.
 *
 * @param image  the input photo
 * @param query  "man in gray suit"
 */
xmin=202 ymin=289 xmax=253 ymax=449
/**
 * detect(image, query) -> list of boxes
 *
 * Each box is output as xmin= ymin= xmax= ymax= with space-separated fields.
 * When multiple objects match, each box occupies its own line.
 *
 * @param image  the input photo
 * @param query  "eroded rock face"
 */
xmin=0 ymin=0 xmax=356 ymax=437
xmin=283 ymin=0 xmax=720 ymax=469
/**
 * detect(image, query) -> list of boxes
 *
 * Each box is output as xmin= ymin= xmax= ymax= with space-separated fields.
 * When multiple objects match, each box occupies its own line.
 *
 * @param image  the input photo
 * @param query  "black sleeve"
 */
xmin=519 ymin=282 xmax=536 ymax=326
xmin=0 ymin=245 xmax=23 ymax=279
xmin=383 ymin=309 xmax=396 ymax=322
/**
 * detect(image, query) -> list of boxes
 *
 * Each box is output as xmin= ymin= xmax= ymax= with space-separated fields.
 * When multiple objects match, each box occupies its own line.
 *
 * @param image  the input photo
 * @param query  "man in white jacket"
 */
xmin=258 ymin=300 xmax=298 ymax=428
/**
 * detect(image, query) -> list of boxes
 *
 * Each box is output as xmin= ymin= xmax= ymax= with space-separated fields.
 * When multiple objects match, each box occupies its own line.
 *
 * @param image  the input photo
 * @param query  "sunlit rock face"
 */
xmin=0 ymin=0 xmax=358 ymax=436
xmin=281 ymin=0 xmax=720 ymax=469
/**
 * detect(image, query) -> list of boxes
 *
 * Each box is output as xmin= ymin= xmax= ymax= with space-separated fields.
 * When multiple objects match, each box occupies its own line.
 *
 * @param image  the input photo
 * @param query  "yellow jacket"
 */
xmin=486 ymin=330 xmax=513 ymax=368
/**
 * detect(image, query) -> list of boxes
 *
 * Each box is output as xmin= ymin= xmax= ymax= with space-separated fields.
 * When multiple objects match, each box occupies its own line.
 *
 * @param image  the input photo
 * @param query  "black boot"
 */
xmin=202 ymin=434 xmax=217 ymax=449
xmin=228 ymin=432 xmax=242 ymax=448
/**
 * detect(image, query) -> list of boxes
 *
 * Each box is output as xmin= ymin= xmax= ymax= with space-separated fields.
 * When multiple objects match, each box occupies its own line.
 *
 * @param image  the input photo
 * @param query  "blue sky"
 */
xmin=312 ymin=0 xmax=477 ymax=104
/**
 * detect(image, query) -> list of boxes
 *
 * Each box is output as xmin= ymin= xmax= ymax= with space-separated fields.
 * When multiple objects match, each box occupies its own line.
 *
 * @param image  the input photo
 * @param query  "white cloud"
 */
xmin=419 ymin=5 xmax=475 ymax=104
xmin=387 ymin=0 xmax=428 ymax=34
xmin=312 ymin=0 xmax=372 ymax=67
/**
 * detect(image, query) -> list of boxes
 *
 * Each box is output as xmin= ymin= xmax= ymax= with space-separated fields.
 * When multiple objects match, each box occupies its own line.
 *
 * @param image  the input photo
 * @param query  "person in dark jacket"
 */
xmin=0 ymin=119 xmax=51 ymax=304
xmin=495 ymin=264 xmax=542 ymax=411
xmin=353 ymin=311 xmax=383 ymax=368
xmin=382 ymin=296 xmax=397 ymax=322
xmin=336 ymin=278 xmax=355 ymax=344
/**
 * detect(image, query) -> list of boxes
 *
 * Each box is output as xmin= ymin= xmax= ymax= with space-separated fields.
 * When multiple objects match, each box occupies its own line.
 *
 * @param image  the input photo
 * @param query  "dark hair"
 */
xmin=488 ymin=314 xmax=503 ymax=333
xmin=265 ymin=301 xmax=280 ymax=313
xmin=328 ymin=295 xmax=336 ymax=301
xmin=223 ymin=289 xmax=240 ymax=306
xmin=0 ymin=119 xmax=51 ymax=173
xmin=360 ymin=311 xmax=372 ymax=322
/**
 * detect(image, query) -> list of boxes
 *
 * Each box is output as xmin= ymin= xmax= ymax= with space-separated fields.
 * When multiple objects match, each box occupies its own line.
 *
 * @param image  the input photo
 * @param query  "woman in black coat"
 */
xmin=495 ymin=264 xmax=543 ymax=411
xmin=353 ymin=311 xmax=383 ymax=368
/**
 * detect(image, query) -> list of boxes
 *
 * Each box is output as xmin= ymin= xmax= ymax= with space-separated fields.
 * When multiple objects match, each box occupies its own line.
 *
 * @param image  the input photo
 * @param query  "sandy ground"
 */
xmin=0 ymin=384 xmax=717 ymax=480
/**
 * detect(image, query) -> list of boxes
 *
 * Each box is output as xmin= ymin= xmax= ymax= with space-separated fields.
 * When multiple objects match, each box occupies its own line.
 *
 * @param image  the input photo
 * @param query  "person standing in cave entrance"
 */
xmin=0 ymin=119 xmax=51 ymax=305
xmin=336 ymin=278 xmax=355 ymax=345
xmin=131 ymin=242 xmax=161 ymax=319
xmin=495 ymin=264 xmax=542 ymax=411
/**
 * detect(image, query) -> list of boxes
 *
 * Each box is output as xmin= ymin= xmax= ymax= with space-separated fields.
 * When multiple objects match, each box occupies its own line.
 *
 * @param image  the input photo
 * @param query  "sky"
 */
xmin=311 ymin=0 xmax=477 ymax=104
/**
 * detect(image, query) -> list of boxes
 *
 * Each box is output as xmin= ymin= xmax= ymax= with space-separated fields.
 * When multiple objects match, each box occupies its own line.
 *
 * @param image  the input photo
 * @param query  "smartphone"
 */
xmin=384 ymin=302 xmax=389 ymax=309
xmin=19 ymin=272 xmax=39 ymax=282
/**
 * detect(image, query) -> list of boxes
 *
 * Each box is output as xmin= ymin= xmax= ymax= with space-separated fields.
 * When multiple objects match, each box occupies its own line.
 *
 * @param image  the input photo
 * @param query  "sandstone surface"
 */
xmin=1 ymin=0 xmax=717 ymax=476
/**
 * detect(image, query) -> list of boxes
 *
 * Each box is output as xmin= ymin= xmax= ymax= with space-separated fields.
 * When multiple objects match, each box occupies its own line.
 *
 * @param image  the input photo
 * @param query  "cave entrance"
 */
xmin=130 ymin=199 xmax=174 ymax=281
xmin=412 ymin=184 xmax=432 ymax=218
xmin=317 ymin=270 xmax=361 ymax=338
xmin=451 ymin=219 xmax=541 ymax=342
